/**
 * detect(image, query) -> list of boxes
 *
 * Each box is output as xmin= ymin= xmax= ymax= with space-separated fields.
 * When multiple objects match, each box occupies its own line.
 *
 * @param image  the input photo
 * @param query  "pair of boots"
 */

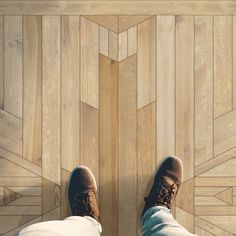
xmin=68 ymin=156 xmax=183 ymax=223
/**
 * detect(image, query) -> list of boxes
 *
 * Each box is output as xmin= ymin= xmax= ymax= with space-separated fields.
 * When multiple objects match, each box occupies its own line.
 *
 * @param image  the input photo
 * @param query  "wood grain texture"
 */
xmin=61 ymin=16 xmax=80 ymax=172
xmin=156 ymin=16 xmax=175 ymax=162
xmin=42 ymin=178 xmax=60 ymax=215
xmin=1 ymin=2 xmax=235 ymax=15
xmin=214 ymin=109 xmax=236 ymax=156
xmin=80 ymin=17 xmax=99 ymax=109
xmin=80 ymin=101 xmax=99 ymax=188
xmin=61 ymin=169 xmax=71 ymax=219
xmin=214 ymin=16 xmax=233 ymax=119
xmin=127 ymin=26 xmax=137 ymax=57
xmin=176 ymin=15 xmax=194 ymax=181
xmin=137 ymin=17 xmax=155 ymax=109
xmin=0 ymin=146 xmax=41 ymax=176
xmin=0 ymin=109 xmax=22 ymax=156
xmin=109 ymin=30 xmax=118 ymax=61
xmin=23 ymin=16 xmax=42 ymax=167
xmin=85 ymin=15 xmax=118 ymax=33
xmin=195 ymin=146 xmax=236 ymax=176
xmin=195 ymin=16 xmax=213 ymax=166
xmin=99 ymin=25 xmax=108 ymax=57
xmin=118 ymin=54 xmax=137 ymax=236
xmin=0 ymin=17 xmax=3 ymax=109
xmin=42 ymin=16 xmax=61 ymax=185
xmin=118 ymin=30 xmax=127 ymax=61
xmin=195 ymin=217 xmax=233 ymax=236
xmin=4 ymin=16 xmax=22 ymax=118
xmin=119 ymin=16 xmax=151 ymax=32
xmin=0 ymin=12 xmax=235 ymax=234
xmin=137 ymin=102 xmax=156 ymax=227
xmin=99 ymin=54 xmax=118 ymax=236
xmin=234 ymin=16 xmax=236 ymax=109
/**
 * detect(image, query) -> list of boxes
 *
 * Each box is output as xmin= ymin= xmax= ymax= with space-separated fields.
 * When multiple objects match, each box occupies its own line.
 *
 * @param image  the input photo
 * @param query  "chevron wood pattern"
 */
xmin=0 ymin=14 xmax=235 ymax=236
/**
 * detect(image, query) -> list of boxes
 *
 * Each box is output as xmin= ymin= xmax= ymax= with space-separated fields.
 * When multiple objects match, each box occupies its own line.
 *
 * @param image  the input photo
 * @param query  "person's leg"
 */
xmin=141 ymin=156 xmax=197 ymax=236
xmin=17 ymin=166 xmax=102 ymax=236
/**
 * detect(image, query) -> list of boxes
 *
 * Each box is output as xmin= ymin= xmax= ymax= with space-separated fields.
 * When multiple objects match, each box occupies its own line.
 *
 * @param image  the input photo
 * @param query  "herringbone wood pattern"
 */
xmin=0 ymin=14 xmax=236 ymax=236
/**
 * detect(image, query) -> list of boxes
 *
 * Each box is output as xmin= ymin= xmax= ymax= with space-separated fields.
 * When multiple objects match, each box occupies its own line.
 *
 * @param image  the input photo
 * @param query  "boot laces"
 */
xmin=72 ymin=190 xmax=96 ymax=217
xmin=145 ymin=178 xmax=175 ymax=209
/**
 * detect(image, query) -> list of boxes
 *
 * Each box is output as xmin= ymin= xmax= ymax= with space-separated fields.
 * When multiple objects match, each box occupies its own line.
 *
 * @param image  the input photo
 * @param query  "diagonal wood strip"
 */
xmin=0 ymin=147 xmax=41 ymax=176
xmin=195 ymin=146 xmax=236 ymax=176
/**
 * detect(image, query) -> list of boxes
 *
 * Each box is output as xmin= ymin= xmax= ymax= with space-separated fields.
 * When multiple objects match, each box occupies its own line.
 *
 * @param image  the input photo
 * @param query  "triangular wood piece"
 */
xmin=3 ymin=187 xmax=21 ymax=205
xmin=84 ymin=16 xmax=118 ymax=32
xmin=42 ymin=178 xmax=61 ymax=214
xmin=215 ymin=187 xmax=233 ymax=205
xmin=176 ymin=178 xmax=194 ymax=214
xmin=119 ymin=16 xmax=152 ymax=32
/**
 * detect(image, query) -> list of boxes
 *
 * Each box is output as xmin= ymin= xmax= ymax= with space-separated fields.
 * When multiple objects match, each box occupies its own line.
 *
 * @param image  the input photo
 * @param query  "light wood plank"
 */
xmin=195 ymin=177 xmax=236 ymax=187
xmin=0 ymin=16 xmax=3 ymax=109
xmin=0 ymin=159 xmax=37 ymax=177
xmin=7 ymin=187 xmax=41 ymax=196
xmin=23 ymin=16 xmax=42 ymax=167
xmin=109 ymin=30 xmax=118 ymax=61
xmin=0 ymin=177 xmax=41 ymax=187
xmin=176 ymin=15 xmax=194 ymax=181
xmin=4 ymin=16 xmax=22 ymax=118
xmin=99 ymin=54 xmax=118 ymax=236
xmin=118 ymin=55 xmax=137 ymax=236
xmin=214 ymin=109 xmax=236 ymax=156
xmin=80 ymin=16 xmax=99 ymax=109
xmin=198 ymin=216 xmax=236 ymax=235
xmin=61 ymin=169 xmax=71 ymax=219
xmin=42 ymin=178 xmax=60 ymax=215
xmin=99 ymin=25 xmax=108 ymax=57
xmin=0 ymin=109 xmax=22 ymax=156
xmin=137 ymin=103 xmax=156 ymax=225
xmin=84 ymin=15 xmax=118 ymax=33
xmin=195 ymin=146 xmax=236 ymax=176
xmin=199 ymin=158 xmax=236 ymax=177
xmin=128 ymin=25 xmax=137 ymax=57
xmin=195 ymin=226 xmax=214 ymax=236
xmin=156 ymin=16 xmax=175 ymax=162
xmin=61 ymin=16 xmax=80 ymax=172
xmin=119 ymin=16 xmax=151 ymax=32
xmin=176 ymin=178 xmax=194 ymax=214
xmin=0 ymin=2 xmax=236 ymax=15
xmin=214 ymin=16 xmax=233 ymax=118
xmin=234 ymin=16 xmax=236 ymax=109
xmin=195 ymin=16 xmax=213 ymax=166
xmin=195 ymin=196 xmax=228 ymax=205
xmin=195 ymin=206 xmax=236 ymax=215
xmin=2 ymin=216 xmax=41 ymax=236
xmin=42 ymin=207 xmax=60 ymax=221
xmin=118 ymin=30 xmax=127 ymax=61
xmin=176 ymin=207 xmax=195 ymax=233
xmin=42 ymin=16 xmax=61 ymax=185
xmin=0 ymin=216 xmax=39 ymax=235
xmin=0 ymin=146 xmax=41 ymax=176
xmin=8 ymin=197 xmax=41 ymax=206
xmin=0 ymin=206 xmax=41 ymax=215
xmin=80 ymin=102 xmax=99 ymax=188
xmin=195 ymin=186 xmax=228 ymax=196
xmin=138 ymin=17 xmax=155 ymax=109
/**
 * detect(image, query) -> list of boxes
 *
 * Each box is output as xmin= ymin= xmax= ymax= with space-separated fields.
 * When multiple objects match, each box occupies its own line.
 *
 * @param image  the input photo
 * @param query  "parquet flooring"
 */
xmin=0 ymin=12 xmax=236 ymax=236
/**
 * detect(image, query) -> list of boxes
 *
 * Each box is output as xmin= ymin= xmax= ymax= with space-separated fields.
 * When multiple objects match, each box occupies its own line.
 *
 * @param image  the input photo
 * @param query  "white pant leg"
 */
xmin=141 ymin=206 xmax=197 ymax=236
xmin=17 ymin=216 xmax=102 ymax=236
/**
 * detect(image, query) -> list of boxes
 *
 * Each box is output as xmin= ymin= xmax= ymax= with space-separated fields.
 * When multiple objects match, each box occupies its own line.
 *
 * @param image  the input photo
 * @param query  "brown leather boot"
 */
xmin=141 ymin=156 xmax=183 ymax=217
xmin=68 ymin=166 xmax=100 ymax=222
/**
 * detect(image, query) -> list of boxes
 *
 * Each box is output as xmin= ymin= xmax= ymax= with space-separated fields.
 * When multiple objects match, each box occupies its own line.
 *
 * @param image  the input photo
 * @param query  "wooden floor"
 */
xmin=0 ymin=13 xmax=236 ymax=236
